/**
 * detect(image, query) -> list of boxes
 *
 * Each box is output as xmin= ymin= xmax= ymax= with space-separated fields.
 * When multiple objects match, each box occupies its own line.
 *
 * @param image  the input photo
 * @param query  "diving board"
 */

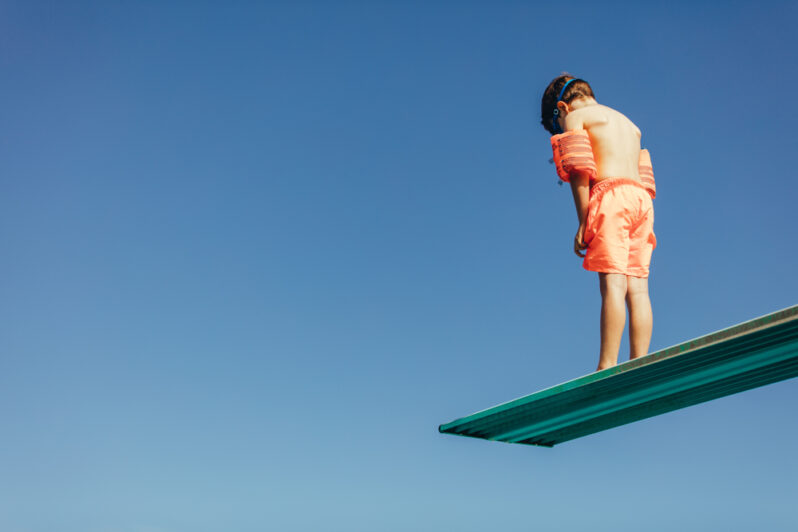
xmin=439 ymin=304 xmax=798 ymax=447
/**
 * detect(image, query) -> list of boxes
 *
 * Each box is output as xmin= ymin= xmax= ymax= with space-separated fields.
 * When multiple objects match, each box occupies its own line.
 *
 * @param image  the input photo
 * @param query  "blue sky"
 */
xmin=1 ymin=1 xmax=797 ymax=531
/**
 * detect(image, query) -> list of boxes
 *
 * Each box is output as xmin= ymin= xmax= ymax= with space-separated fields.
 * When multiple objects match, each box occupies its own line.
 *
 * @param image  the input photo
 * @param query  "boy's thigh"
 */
xmin=584 ymin=197 xmax=631 ymax=274
xmin=627 ymin=205 xmax=656 ymax=277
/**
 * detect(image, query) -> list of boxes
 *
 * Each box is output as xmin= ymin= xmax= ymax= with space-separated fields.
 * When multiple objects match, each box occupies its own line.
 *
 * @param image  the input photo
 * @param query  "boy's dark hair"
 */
xmin=540 ymin=75 xmax=595 ymax=134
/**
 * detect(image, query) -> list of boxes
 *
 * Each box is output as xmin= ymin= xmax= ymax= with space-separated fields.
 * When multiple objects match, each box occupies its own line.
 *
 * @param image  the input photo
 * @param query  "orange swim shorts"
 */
xmin=583 ymin=178 xmax=656 ymax=278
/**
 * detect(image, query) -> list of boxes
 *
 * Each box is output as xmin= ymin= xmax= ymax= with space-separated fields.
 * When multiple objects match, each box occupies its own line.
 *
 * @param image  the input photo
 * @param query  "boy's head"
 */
xmin=540 ymin=75 xmax=595 ymax=135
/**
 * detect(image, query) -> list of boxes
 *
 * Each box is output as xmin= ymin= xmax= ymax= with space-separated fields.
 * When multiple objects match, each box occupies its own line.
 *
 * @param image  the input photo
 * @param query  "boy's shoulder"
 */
xmin=563 ymin=105 xmax=604 ymax=132
xmin=567 ymin=104 xmax=641 ymax=137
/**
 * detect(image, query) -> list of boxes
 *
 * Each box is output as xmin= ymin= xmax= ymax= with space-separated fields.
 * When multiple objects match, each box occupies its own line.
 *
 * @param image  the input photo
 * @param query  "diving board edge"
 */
xmin=438 ymin=304 xmax=798 ymax=446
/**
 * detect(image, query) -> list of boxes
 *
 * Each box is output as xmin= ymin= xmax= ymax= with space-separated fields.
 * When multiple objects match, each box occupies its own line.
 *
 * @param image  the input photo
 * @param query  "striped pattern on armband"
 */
xmin=551 ymin=130 xmax=598 ymax=183
xmin=638 ymin=149 xmax=656 ymax=199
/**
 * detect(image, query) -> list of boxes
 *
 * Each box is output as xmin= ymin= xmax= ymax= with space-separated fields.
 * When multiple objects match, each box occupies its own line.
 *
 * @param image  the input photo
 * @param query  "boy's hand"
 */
xmin=574 ymin=224 xmax=587 ymax=258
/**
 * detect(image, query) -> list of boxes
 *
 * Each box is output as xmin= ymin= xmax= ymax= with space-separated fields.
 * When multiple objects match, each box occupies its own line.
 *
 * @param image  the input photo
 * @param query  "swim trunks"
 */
xmin=583 ymin=178 xmax=656 ymax=278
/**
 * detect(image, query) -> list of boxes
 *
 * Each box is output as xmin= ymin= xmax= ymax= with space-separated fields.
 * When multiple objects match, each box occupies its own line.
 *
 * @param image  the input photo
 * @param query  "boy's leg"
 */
xmin=626 ymin=275 xmax=652 ymax=359
xmin=598 ymin=273 xmax=627 ymax=371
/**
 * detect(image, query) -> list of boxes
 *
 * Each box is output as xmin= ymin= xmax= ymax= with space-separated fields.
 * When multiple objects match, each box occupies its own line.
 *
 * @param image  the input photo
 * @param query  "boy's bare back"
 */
xmin=564 ymin=104 xmax=642 ymax=182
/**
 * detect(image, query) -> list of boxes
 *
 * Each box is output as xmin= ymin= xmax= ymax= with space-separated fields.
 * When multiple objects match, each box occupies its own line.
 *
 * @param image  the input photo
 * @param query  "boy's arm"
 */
xmin=569 ymin=173 xmax=589 ymax=226
xmin=563 ymin=114 xmax=590 ymax=256
xmin=569 ymin=173 xmax=589 ymax=257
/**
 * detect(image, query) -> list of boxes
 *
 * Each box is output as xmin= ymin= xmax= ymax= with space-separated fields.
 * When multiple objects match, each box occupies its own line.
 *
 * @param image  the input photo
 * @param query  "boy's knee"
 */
xmin=599 ymin=273 xmax=627 ymax=297
xmin=626 ymin=276 xmax=649 ymax=297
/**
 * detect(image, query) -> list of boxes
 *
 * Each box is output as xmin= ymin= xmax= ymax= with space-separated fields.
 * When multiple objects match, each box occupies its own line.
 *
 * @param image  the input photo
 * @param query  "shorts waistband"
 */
xmin=590 ymin=177 xmax=647 ymax=202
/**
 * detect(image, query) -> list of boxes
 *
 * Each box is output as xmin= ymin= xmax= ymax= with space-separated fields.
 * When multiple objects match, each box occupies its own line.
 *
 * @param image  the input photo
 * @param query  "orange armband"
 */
xmin=638 ymin=149 xmax=656 ymax=199
xmin=550 ymin=130 xmax=597 ymax=183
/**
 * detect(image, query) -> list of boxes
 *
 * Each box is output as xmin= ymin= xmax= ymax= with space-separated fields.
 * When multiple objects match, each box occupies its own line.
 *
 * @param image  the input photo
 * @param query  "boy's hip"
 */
xmin=585 ymin=178 xmax=655 ymax=244
xmin=583 ymin=178 xmax=656 ymax=277
xmin=587 ymin=178 xmax=653 ymax=219
xmin=589 ymin=177 xmax=653 ymax=203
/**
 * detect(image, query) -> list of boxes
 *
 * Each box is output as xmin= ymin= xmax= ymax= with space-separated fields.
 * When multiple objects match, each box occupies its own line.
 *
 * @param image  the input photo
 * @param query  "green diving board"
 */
xmin=439 ymin=304 xmax=798 ymax=447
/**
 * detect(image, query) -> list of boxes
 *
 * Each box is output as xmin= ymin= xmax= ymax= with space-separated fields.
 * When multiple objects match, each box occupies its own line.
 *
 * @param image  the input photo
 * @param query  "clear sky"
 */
xmin=1 ymin=1 xmax=797 ymax=531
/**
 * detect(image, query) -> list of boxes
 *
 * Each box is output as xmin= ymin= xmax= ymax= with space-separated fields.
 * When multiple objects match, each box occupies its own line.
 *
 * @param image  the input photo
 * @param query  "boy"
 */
xmin=541 ymin=75 xmax=656 ymax=371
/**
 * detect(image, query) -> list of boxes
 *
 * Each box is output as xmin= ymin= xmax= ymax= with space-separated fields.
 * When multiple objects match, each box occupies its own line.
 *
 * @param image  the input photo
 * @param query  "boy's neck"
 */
xmin=569 ymin=97 xmax=598 ymax=110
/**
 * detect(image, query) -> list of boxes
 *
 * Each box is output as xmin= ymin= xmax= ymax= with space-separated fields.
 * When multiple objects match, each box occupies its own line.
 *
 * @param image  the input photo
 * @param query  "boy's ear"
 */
xmin=556 ymin=101 xmax=570 ymax=114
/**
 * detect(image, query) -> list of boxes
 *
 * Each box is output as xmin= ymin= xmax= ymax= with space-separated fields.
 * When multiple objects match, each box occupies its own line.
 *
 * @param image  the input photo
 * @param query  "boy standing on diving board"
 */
xmin=541 ymin=75 xmax=657 ymax=371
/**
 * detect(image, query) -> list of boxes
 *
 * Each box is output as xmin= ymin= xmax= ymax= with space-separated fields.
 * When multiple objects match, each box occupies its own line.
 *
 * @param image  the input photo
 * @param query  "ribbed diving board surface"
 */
xmin=439 ymin=305 xmax=798 ymax=447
